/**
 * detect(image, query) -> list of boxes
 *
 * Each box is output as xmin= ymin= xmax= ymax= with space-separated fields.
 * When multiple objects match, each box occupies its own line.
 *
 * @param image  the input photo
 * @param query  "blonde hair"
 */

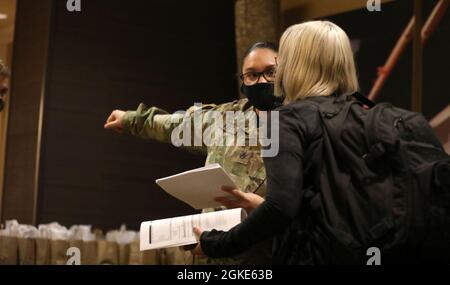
xmin=275 ymin=21 xmax=359 ymax=103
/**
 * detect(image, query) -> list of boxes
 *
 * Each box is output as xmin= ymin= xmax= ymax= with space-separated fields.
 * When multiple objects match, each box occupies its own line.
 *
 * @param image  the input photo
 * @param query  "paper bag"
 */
xmin=18 ymin=238 xmax=36 ymax=265
xmin=0 ymin=236 xmax=18 ymax=265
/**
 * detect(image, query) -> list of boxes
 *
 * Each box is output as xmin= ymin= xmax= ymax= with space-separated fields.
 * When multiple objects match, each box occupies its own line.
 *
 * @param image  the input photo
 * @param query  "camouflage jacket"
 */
xmin=122 ymin=99 xmax=267 ymax=199
xmin=122 ymin=99 xmax=269 ymax=264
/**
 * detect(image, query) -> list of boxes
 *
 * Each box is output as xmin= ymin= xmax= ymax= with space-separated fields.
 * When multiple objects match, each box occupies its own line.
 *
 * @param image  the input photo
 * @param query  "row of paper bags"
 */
xmin=0 ymin=220 xmax=193 ymax=265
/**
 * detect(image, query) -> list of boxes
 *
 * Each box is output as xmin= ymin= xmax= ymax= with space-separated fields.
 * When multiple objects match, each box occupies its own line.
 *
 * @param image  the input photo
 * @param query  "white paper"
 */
xmin=0 ymin=220 xmax=39 ymax=238
xmin=69 ymin=225 xmax=96 ymax=241
xmin=156 ymin=163 xmax=238 ymax=209
xmin=106 ymin=225 xmax=137 ymax=244
xmin=139 ymin=208 xmax=247 ymax=251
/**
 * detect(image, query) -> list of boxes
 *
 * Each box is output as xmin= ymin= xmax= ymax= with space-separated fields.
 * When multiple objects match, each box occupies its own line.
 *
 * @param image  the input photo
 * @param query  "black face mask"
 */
xmin=240 ymin=82 xmax=284 ymax=111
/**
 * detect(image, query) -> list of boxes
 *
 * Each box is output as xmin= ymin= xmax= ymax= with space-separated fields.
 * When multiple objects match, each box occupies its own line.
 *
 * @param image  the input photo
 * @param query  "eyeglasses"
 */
xmin=240 ymin=67 xmax=277 ymax=85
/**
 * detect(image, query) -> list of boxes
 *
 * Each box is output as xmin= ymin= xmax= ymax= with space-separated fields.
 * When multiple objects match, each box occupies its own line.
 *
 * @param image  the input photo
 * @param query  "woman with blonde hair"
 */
xmin=193 ymin=20 xmax=450 ymax=264
xmin=274 ymin=20 xmax=359 ymax=102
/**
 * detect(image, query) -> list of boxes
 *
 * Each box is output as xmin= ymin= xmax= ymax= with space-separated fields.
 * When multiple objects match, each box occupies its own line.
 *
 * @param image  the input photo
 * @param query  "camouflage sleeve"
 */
xmin=121 ymin=101 xmax=243 ymax=152
xmin=122 ymin=103 xmax=178 ymax=143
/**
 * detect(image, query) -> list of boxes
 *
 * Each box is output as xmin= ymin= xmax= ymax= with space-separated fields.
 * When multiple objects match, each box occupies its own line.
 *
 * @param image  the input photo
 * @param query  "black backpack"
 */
xmin=299 ymin=93 xmax=450 ymax=264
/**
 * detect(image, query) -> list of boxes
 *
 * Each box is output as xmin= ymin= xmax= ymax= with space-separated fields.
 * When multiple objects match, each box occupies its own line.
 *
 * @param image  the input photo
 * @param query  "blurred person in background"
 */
xmin=0 ymin=60 xmax=10 ymax=112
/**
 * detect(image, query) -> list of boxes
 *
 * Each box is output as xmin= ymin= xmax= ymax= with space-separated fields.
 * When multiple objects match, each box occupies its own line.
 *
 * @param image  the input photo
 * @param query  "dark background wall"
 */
xmin=11 ymin=0 xmax=237 ymax=230
xmin=327 ymin=0 xmax=449 ymax=119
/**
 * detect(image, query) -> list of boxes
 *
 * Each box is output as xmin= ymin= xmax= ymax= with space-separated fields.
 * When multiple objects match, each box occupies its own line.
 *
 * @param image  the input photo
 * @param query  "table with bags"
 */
xmin=0 ymin=220 xmax=193 ymax=265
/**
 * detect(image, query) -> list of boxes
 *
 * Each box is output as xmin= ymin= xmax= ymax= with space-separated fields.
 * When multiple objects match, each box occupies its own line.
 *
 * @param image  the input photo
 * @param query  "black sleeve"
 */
xmin=199 ymin=107 xmax=308 ymax=258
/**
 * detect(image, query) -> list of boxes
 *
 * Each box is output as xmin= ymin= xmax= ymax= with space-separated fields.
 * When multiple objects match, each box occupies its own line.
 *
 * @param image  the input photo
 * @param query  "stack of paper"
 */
xmin=156 ymin=163 xmax=238 ymax=210
xmin=140 ymin=208 xmax=246 ymax=251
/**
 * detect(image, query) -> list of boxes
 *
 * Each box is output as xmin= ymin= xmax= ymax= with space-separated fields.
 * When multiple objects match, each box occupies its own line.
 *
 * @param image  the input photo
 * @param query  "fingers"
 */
xmin=106 ymin=112 xmax=116 ymax=124
xmin=191 ymin=227 xmax=205 ymax=256
xmin=104 ymin=121 xmax=116 ymax=129
xmin=104 ymin=121 xmax=122 ymax=132
xmin=105 ymin=110 xmax=124 ymax=127
xmin=221 ymin=186 xmax=246 ymax=200
xmin=232 ymin=189 xmax=246 ymax=200
xmin=214 ymin=196 xmax=237 ymax=209
xmin=104 ymin=111 xmax=122 ymax=131
xmin=104 ymin=110 xmax=125 ymax=134
xmin=104 ymin=123 xmax=123 ymax=135
xmin=104 ymin=111 xmax=117 ymax=128
xmin=221 ymin=186 xmax=235 ymax=192
xmin=193 ymin=226 xmax=203 ymax=237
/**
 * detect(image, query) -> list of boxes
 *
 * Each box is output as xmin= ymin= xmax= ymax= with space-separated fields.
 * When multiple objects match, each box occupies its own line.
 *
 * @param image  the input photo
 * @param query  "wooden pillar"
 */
xmin=412 ymin=0 xmax=423 ymax=112
xmin=1 ymin=0 xmax=52 ymax=224
xmin=0 ymin=0 xmax=17 ymax=223
xmin=430 ymin=105 xmax=450 ymax=155
xmin=234 ymin=0 xmax=280 ymax=79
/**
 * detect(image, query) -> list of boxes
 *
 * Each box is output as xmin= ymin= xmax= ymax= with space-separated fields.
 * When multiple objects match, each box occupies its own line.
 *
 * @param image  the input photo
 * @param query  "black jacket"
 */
xmin=200 ymin=95 xmax=370 ymax=264
xmin=200 ymin=94 xmax=450 ymax=264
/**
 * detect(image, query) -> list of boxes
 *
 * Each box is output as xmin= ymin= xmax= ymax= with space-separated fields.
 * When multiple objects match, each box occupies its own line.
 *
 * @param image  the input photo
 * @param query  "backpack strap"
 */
xmin=350 ymin=92 xmax=376 ymax=108
xmin=306 ymin=94 xmax=383 ymax=184
xmin=362 ymin=103 xmax=399 ymax=165
xmin=303 ymin=94 xmax=355 ymax=191
xmin=305 ymin=93 xmax=359 ymax=148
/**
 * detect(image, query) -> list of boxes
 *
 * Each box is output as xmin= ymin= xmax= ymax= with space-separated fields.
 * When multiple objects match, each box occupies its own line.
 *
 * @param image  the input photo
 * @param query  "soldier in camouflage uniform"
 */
xmin=104 ymin=42 xmax=278 ymax=264
xmin=121 ymin=99 xmax=267 ymax=198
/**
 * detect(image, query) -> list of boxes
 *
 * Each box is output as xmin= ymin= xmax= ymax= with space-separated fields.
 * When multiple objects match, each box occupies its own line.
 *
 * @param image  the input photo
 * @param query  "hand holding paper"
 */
xmin=215 ymin=186 xmax=264 ymax=214
xmin=155 ymin=163 xmax=238 ymax=209
xmin=140 ymin=208 xmax=247 ymax=251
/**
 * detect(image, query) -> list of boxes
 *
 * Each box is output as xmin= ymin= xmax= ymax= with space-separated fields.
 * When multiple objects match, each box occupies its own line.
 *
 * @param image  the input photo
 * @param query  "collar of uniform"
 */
xmin=242 ymin=98 xmax=254 ymax=112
